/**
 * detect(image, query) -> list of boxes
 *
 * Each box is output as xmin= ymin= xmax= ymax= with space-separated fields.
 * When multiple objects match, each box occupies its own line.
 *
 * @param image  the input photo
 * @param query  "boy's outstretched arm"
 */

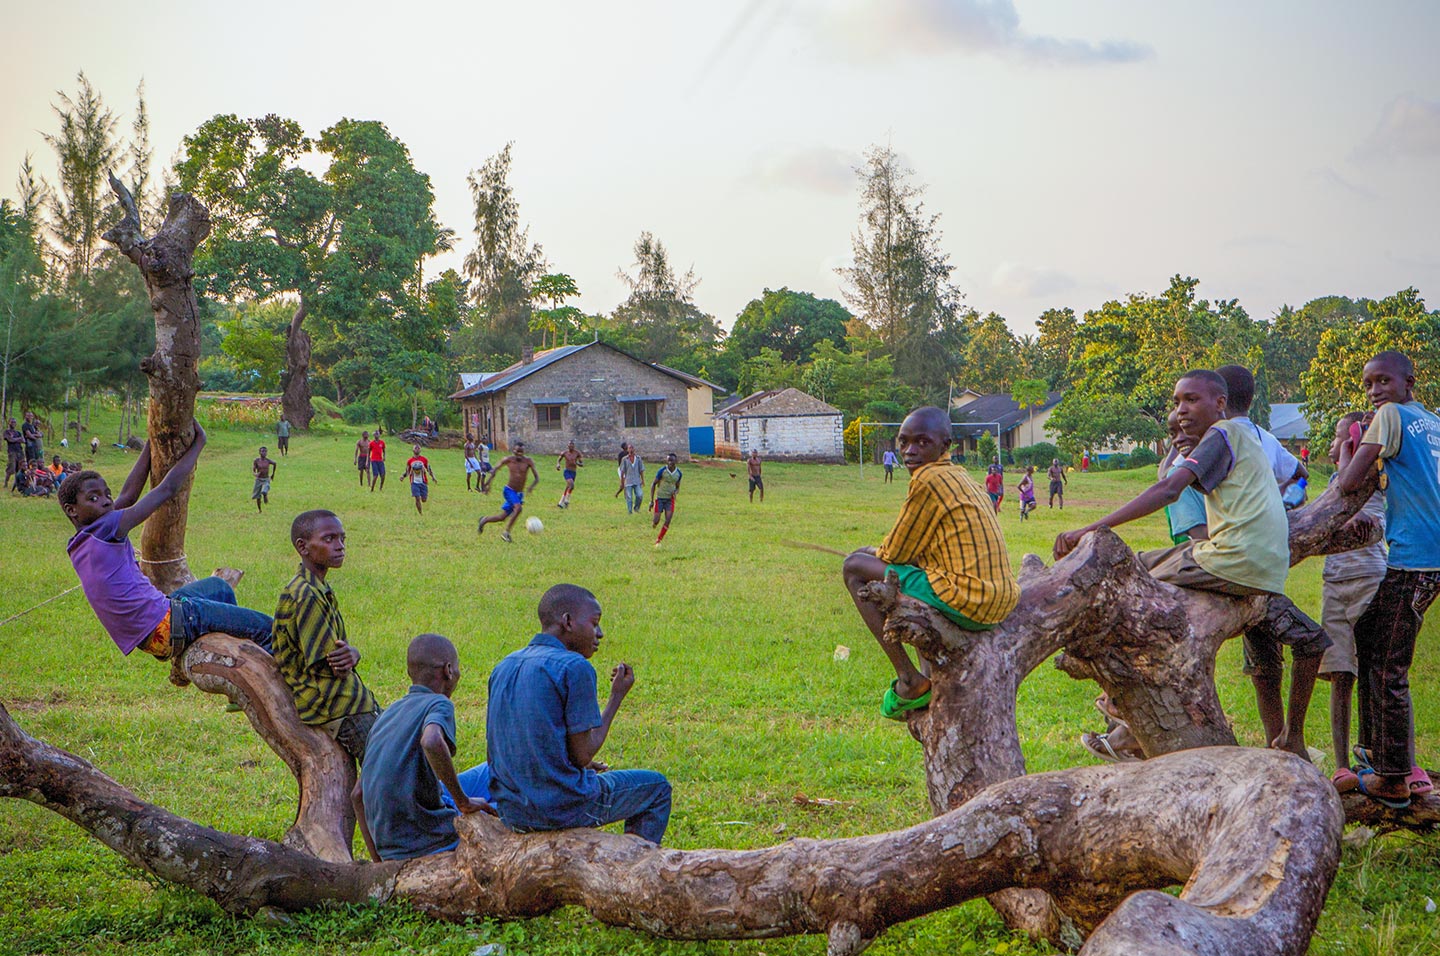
xmin=112 ymin=441 xmax=154 ymax=510
xmin=566 ymin=663 xmax=633 ymax=769
xmin=421 ymin=724 xmax=495 ymax=816
xmin=1336 ymin=439 xmax=1380 ymax=495
xmin=117 ymin=422 xmax=207 ymax=537
xmin=1054 ymin=467 xmax=1195 ymax=559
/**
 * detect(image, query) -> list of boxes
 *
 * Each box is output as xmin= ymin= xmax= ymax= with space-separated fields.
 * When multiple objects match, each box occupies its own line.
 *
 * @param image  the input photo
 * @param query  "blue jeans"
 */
xmin=437 ymin=763 xmax=493 ymax=853
xmin=586 ymin=769 xmax=671 ymax=844
xmin=624 ymin=485 xmax=643 ymax=513
xmin=170 ymin=577 xmax=274 ymax=653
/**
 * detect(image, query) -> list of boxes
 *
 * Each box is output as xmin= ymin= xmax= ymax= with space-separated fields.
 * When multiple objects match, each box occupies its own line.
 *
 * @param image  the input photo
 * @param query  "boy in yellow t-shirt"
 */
xmin=843 ymin=406 xmax=1020 ymax=719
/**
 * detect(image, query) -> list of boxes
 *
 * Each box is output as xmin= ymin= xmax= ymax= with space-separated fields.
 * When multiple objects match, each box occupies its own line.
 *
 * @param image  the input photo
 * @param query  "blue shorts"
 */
xmin=563 ymin=469 xmax=576 ymax=481
xmin=411 ymin=481 xmax=428 ymax=499
xmin=502 ymin=485 xmax=523 ymax=513
xmin=654 ymin=496 xmax=674 ymax=516
xmin=370 ymin=460 xmax=385 ymax=476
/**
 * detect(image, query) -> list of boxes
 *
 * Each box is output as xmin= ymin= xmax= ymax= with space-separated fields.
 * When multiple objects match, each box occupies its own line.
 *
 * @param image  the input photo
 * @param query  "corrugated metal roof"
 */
xmin=450 ymin=342 xmax=701 ymax=400
xmin=1268 ymin=403 xmax=1310 ymax=441
xmin=950 ymin=391 xmax=1064 ymax=436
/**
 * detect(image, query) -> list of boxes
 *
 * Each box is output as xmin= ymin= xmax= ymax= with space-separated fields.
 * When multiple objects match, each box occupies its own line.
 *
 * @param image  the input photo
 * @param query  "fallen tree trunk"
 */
xmin=101 ymin=176 xmax=210 ymax=594
xmin=0 ymin=701 xmax=1342 ymax=956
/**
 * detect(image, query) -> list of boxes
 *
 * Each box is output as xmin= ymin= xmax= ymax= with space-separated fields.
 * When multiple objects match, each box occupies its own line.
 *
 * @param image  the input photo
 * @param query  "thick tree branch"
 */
xmin=0 ymin=705 xmax=1341 ymax=956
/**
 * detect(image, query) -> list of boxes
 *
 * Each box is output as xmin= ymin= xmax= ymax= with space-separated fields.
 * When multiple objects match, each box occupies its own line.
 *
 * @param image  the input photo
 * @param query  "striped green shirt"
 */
xmin=272 ymin=565 xmax=377 ymax=725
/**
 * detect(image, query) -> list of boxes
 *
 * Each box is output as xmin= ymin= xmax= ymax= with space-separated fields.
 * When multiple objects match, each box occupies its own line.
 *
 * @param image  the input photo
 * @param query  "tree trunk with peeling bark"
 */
xmin=100 ymin=176 xmax=210 ymax=593
xmin=281 ymin=300 xmax=313 ymax=430
xmin=0 ymin=700 xmax=1344 ymax=956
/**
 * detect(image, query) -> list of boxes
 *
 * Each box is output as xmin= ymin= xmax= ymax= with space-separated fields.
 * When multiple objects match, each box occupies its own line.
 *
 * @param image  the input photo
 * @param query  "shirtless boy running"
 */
xmin=252 ymin=446 xmax=277 ymax=512
xmin=478 ymin=442 xmax=540 ymax=542
xmin=556 ymin=441 xmax=583 ymax=509
xmin=355 ymin=432 xmax=371 ymax=488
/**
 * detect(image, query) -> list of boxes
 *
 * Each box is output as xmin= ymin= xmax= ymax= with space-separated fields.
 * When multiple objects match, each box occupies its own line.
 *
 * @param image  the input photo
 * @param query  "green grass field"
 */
xmin=1 ymin=416 xmax=1437 ymax=956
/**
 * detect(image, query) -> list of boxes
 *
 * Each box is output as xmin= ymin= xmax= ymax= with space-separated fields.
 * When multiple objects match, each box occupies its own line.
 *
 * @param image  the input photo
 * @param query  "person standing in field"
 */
xmin=556 ymin=441 xmax=583 ymax=509
xmin=464 ymin=435 xmax=484 ymax=492
xmin=368 ymin=432 xmax=387 ymax=493
xmin=3 ymin=418 xmax=22 ymax=490
xmin=355 ymin=431 xmax=371 ymax=488
xmin=882 ymin=447 xmax=898 ymax=483
xmin=1047 ymin=458 xmax=1067 ymax=509
xmin=984 ymin=465 xmax=1004 ymax=513
xmin=1017 ymin=466 xmax=1036 ymax=519
xmin=1335 ymin=350 xmax=1440 ymax=809
xmin=406 ymin=445 xmax=437 ymax=515
xmin=252 ymin=446 xmax=277 ymax=512
xmin=842 ymin=407 xmax=1020 ymax=720
xmin=617 ymin=444 xmax=644 ymax=514
xmin=478 ymin=442 xmax=539 ymax=542
xmin=276 ymin=417 xmax=291 ymax=457
xmin=650 ymin=453 xmax=682 ymax=545
xmin=22 ymin=411 xmax=42 ymax=463
xmin=747 ymin=449 xmax=764 ymax=503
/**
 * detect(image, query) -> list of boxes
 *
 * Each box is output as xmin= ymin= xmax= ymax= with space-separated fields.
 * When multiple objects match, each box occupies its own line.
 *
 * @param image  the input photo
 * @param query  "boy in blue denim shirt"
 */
xmin=486 ymin=584 xmax=671 ymax=844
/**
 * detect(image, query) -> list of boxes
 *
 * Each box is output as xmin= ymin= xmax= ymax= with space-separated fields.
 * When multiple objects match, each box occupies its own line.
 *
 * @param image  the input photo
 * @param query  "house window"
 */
xmin=623 ymin=400 xmax=660 ymax=428
xmin=536 ymin=405 xmax=562 ymax=430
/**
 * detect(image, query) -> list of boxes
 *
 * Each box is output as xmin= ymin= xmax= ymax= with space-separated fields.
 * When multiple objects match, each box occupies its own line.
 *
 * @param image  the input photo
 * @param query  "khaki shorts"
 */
xmin=1138 ymin=542 xmax=1265 ymax=597
xmin=1318 ymin=574 xmax=1384 ymax=678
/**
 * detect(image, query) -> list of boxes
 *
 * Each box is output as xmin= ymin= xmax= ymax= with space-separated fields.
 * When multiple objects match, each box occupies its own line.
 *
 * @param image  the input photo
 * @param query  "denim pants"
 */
xmin=436 ymin=763 xmax=493 ymax=853
xmin=624 ymin=484 xmax=643 ymax=514
xmin=1354 ymin=568 xmax=1440 ymax=776
xmin=585 ymin=769 xmax=672 ymax=844
xmin=169 ymin=577 xmax=274 ymax=653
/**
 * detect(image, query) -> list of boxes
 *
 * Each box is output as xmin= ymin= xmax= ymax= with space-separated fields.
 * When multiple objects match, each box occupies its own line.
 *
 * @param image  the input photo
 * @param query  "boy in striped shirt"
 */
xmin=843 ymin=407 xmax=1020 ymax=719
xmin=272 ymin=509 xmax=380 ymax=766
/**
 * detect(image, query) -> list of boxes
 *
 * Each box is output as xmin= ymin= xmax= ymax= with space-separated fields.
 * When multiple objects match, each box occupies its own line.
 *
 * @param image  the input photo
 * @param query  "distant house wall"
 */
xmin=715 ymin=414 xmax=843 ymax=462
xmin=499 ymin=348 xmax=690 ymax=458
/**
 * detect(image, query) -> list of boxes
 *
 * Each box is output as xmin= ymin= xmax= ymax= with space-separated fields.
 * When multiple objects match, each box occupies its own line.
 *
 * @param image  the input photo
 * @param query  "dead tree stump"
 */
xmin=101 ymin=176 xmax=211 ymax=594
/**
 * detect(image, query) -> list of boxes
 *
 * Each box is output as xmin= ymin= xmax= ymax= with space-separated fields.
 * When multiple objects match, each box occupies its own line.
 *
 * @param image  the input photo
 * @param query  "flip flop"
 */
xmin=1407 ymin=766 xmax=1434 ymax=796
xmin=1355 ymin=768 xmax=1411 ymax=809
xmin=1352 ymin=744 xmax=1374 ymax=771
xmin=1093 ymin=696 xmax=1123 ymax=723
xmin=880 ymin=680 xmax=931 ymax=720
xmin=1331 ymin=767 xmax=1359 ymax=793
xmin=1080 ymin=731 xmax=1140 ymax=763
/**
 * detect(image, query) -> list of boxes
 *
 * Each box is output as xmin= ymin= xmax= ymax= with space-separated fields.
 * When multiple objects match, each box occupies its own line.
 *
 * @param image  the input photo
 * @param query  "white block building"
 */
xmin=713 ymin=388 xmax=845 ymax=463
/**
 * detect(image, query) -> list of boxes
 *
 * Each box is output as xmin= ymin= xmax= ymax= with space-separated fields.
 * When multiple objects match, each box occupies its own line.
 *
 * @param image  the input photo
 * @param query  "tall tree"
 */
xmin=838 ymin=145 xmax=966 ymax=403
xmin=1010 ymin=377 xmax=1050 ymax=447
xmin=608 ymin=231 xmax=723 ymax=369
xmin=1033 ymin=307 xmax=1077 ymax=390
xmin=463 ymin=143 xmax=544 ymax=359
xmin=1300 ymin=288 xmax=1440 ymax=433
xmin=529 ymin=272 xmax=584 ymax=348
xmin=1263 ymin=296 xmax=1372 ymax=401
xmin=43 ymin=72 xmax=120 ymax=282
xmin=725 ymin=287 xmax=851 ymax=364
xmin=962 ymin=312 xmax=1022 ymax=394
xmin=177 ymin=115 xmax=443 ymax=427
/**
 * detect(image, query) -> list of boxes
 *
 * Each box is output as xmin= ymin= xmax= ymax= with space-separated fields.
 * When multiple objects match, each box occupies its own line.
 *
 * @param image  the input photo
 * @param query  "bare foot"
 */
xmin=213 ymin=567 xmax=245 ymax=587
xmin=1269 ymin=729 xmax=1310 ymax=761
xmin=894 ymin=676 xmax=930 ymax=701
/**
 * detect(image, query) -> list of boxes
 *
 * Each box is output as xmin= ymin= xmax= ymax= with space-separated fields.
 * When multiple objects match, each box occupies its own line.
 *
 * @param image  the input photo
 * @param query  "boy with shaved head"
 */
xmin=355 ymin=634 xmax=495 ymax=861
xmin=843 ymin=406 xmax=1020 ymax=720
xmin=1336 ymin=350 xmax=1440 ymax=807
xmin=486 ymin=584 xmax=671 ymax=844
xmin=1055 ymin=370 xmax=1330 ymax=760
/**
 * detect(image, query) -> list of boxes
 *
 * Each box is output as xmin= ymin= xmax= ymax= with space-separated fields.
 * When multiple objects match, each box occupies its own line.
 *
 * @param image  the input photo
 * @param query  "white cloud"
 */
xmin=750 ymin=146 xmax=859 ymax=195
xmin=1311 ymin=167 xmax=1378 ymax=201
xmin=818 ymin=0 xmax=1152 ymax=66
xmin=990 ymin=261 xmax=1077 ymax=300
xmin=1359 ymin=93 xmax=1440 ymax=159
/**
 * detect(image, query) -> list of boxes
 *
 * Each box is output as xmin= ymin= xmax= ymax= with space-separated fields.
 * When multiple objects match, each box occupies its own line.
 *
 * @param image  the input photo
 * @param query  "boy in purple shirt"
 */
xmin=59 ymin=421 xmax=274 ymax=662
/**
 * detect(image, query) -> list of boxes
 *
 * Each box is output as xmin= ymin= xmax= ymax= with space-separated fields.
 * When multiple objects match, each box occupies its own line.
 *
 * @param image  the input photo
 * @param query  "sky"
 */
xmin=3 ymin=0 xmax=1438 ymax=336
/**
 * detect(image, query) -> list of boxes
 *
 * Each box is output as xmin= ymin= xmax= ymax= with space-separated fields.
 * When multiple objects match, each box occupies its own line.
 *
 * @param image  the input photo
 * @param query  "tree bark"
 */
xmin=101 ymin=175 xmax=210 ymax=594
xmin=0 ymin=703 xmax=1342 ymax=956
xmin=281 ymin=299 xmax=313 ymax=430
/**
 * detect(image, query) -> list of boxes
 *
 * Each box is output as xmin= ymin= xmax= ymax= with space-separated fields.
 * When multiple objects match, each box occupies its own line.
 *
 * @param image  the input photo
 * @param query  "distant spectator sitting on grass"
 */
xmin=58 ymin=422 xmax=275 ymax=663
xmin=843 ymin=406 xmax=1021 ymax=721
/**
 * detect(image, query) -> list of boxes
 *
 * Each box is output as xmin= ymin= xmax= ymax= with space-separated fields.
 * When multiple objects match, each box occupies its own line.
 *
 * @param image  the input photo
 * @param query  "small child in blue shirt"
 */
xmin=486 ymin=584 xmax=671 ymax=844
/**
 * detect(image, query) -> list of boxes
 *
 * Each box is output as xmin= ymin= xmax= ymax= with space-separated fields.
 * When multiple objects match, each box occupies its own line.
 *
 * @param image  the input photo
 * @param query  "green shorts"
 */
xmin=886 ymin=564 xmax=994 ymax=632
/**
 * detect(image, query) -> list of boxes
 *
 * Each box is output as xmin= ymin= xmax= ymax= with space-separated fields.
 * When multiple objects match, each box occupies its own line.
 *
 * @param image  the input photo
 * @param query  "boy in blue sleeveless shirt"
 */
xmin=1337 ymin=350 xmax=1440 ymax=808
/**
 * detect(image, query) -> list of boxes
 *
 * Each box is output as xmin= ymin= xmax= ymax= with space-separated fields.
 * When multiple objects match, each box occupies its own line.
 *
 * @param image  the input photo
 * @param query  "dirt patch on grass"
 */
xmin=9 ymin=691 xmax=70 ymax=713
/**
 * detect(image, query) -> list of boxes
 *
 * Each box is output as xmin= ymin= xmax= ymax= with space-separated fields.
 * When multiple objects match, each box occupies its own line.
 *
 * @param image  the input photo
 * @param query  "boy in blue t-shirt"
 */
xmin=354 ymin=634 xmax=494 ymax=861
xmin=1337 ymin=350 xmax=1440 ymax=808
xmin=486 ymin=584 xmax=671 ymax=844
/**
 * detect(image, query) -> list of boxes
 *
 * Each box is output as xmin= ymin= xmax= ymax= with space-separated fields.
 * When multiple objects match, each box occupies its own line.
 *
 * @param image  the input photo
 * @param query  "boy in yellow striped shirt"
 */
xmin=843 ymin=407 xmax=1020 ymax=719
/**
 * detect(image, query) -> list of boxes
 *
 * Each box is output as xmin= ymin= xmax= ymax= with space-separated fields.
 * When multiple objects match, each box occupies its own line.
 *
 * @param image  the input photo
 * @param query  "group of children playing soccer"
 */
xmin=53 ymin=347 xmax=1437 ymax=869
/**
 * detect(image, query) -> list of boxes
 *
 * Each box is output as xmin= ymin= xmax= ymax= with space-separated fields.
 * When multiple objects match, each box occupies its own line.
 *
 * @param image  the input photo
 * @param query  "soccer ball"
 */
xmin=526 ymin=516 xmax=544 ymax=534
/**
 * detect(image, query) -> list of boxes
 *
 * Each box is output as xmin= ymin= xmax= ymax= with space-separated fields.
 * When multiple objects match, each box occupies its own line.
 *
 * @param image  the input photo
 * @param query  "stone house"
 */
xmin=449 ymin=343 xmax=696 ymax=459
xmin=713 ymin=388 xmax=844 ymax=462
xmin=652 ymin=363 xmax=727 ymax=456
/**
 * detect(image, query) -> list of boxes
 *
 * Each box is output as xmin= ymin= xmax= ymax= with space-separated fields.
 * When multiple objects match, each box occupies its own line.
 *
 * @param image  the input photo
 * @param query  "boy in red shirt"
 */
xmin=406 ymin=445 xmax=436 ymax=515
xmin=368 ymin=434 xmax=387 ymax=492
xmin=984 ymin=465 xmax=1004 ymax=514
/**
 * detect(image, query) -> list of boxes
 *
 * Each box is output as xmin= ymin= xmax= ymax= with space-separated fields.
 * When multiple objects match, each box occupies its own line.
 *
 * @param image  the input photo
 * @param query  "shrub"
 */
xmin=311 ymin=396 xmax=345 ymax=420
xmin=1098 ymin=453 xmax=1131 ymax=471
xmin=341 ymin=402 xmax=373 ymax=426
xmin=1127 ymin=447 xmax=1160 ymax=469
xmin=1012 ymin=442 xmax=1064 ymax=468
